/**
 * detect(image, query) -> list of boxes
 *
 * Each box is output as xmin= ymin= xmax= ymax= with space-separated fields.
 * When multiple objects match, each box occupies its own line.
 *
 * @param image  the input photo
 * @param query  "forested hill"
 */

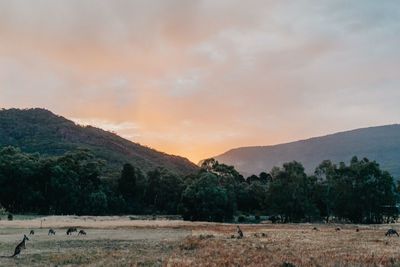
xmin=215 ymin=125 xmax=400 ymax=178
xmin=0 ymin=108 xmax=198 ymax=176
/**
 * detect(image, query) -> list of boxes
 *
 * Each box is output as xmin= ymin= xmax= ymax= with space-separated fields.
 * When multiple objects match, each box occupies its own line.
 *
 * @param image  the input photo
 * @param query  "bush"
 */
xmin=7 ymin=213 xmax=13 ymax=221
xmin=237 ymin=215 xmax=246 ymax=223
xmin=0 ymin=206 xmax=7 ymax=216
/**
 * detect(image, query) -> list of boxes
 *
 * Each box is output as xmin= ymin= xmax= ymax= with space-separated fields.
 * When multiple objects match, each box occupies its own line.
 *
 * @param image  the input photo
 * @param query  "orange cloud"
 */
xmin=1 ymin=0 xmax=399 ymax=163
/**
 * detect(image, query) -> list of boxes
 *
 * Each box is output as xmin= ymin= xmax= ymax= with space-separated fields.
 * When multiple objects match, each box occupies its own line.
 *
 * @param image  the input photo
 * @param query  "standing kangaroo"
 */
xmin=12 ymin=235 xmax=29 ymax=257
xmin=237 ymin=226 xmax=244 ymax=239
xmin=0 ymin=235 xmax=29 ymax=258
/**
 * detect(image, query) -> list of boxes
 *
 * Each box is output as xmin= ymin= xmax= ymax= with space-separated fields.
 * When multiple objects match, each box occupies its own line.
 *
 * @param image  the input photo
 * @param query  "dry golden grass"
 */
xmin=1 ymin=216 xmax=400 ymax=266
xmin=171 ymin=224 xmax=400 ymax=267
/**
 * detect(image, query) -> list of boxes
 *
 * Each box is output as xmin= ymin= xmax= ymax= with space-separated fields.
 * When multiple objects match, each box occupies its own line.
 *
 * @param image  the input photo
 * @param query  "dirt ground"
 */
xmin=1 ymin=216 xmax=400 ymax=266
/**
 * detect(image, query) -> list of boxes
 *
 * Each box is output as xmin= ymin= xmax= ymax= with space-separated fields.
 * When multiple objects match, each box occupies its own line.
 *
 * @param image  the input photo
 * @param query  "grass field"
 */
xmin=1 ymin=216 xmax=400 ymax=266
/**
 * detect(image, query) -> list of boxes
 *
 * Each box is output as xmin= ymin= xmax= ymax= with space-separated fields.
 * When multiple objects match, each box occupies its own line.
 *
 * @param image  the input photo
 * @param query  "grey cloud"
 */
xmin=0 ymin=0 xmax=399 ymax=161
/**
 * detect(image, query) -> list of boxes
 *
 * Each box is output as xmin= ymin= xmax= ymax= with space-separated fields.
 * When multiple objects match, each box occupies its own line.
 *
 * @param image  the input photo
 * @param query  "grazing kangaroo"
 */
xmin=312 ymin=227 xmax=319 ymax=231
xmin=385 ymin=229 xmax=399 ymax=237
xmin=237 ymin=226 xmax=244 ymax=239
xmin=335 ymin=227 xmax=341 ymax=232
xmin=66 ymin=227 xmax=77 ymax=235
xmin=48 ymin=229 xmax=56 ymax=235
xmin=78 ymin=230 xmax=86 ymax=235
xmin=29 ymin=230 xmax=34 ymax=235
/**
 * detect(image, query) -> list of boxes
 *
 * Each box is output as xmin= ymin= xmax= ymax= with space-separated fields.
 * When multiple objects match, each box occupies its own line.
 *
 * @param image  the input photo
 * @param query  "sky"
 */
xmin=0 ymin=0 xmax=399 ymax=163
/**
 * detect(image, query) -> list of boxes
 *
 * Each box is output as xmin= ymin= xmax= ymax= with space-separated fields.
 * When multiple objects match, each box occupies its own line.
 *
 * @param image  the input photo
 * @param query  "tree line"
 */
xmin=0 ymin=146 xmax=398 ymax=224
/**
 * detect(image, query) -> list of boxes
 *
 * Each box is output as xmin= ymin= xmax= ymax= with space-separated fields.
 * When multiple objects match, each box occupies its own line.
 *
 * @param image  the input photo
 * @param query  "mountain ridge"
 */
xmin=0 ymin=108 xmax=198 ymax=176
xmin=214 ymin=124 xmax=400 ymax=178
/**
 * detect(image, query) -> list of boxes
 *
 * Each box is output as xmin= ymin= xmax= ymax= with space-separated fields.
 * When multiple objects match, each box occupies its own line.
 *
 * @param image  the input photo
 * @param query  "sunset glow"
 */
xmin=1 ymin=1 xmax=399 ymax=162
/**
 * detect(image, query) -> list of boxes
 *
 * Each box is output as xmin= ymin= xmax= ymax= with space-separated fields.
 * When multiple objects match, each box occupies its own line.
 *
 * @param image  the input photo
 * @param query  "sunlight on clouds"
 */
xmin=72 ymin=118 xmax=141 ymax=137
xmin=0 ymin=0 xmax=399 ymax=162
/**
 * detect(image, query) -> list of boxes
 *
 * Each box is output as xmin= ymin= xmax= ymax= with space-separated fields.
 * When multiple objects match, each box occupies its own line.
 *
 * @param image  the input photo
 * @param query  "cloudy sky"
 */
xmin=0 ymin=0 xmax=399 ymax=162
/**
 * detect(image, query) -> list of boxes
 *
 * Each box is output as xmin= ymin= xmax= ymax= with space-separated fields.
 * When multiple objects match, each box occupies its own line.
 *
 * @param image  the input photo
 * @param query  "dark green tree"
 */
xmin=118 ymin=163 xmax=146 ymax=213
xmin=267 ymin=162 xmax=318 ymax=222
xmin=179 ymin=172 xmax=231 ymax=222
xmin=85 ymin=191 xmax=108 ymax=215
xmin=118 ymin=163 xmax=137 ymax=200
xmin=332 ymin=157 xmax=397 ymax=223
xmin=313 ymin=160 xmax=337 ymax=222
xmin=145 ymin=168 xmax=184 ymax=214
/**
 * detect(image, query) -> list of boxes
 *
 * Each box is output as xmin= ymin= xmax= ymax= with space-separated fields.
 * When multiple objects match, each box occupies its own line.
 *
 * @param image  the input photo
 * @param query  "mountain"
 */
xmin=214 ymin=125 xmax=400 ymax=178
xmin=0 ymin=108 xmax=198 ymax=176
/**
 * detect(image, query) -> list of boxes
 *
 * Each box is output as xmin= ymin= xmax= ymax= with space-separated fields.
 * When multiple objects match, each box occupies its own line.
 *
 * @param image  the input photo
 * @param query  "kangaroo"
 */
xmin=237 ymin=226 xmax=244 ymax=239
xmin=385 ymin=229 xmax=399 ymax=237
xmin=12 ymin=235 xmax=29 ymax=257
xmin=29 ymin=230 xmax=34 ymax=235
xmin=48 ymin=229 xmax=56 ymax=235
xmin=312 ymin=227 xmax=319 ymax=231
xmin=78 ymin=230 xmax=86 ymax=236
xmin=66 ymin=227 xmax=77 ymax=235
xmin=0 ymin=235 xmax=30 ymax=258
xmin=335 ymin=227 xmax=341 ymax=232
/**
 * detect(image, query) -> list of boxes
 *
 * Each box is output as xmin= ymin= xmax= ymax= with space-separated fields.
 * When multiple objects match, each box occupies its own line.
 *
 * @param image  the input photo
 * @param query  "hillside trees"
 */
xmin=263 ymin=158 xmax=398 ymax=223
xmin=0 ymin=146 xmax=42 ymax=212
xmin=0 ymin=147 xmax=110 ymax=215
xmin=45 ymin=150 xmax=106 ymax=215
xmin=0 ymin=146 xmax=397 ymax=223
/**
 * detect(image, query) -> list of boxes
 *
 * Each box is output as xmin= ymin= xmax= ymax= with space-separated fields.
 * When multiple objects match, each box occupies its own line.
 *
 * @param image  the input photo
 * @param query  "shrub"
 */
xmin=7 ymin=213 xmax=13 ymax=221
xmin=237 ymin=215 xmax=246 ymax=223
xmin=0 ymin=206 xmax=7 ymax=216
